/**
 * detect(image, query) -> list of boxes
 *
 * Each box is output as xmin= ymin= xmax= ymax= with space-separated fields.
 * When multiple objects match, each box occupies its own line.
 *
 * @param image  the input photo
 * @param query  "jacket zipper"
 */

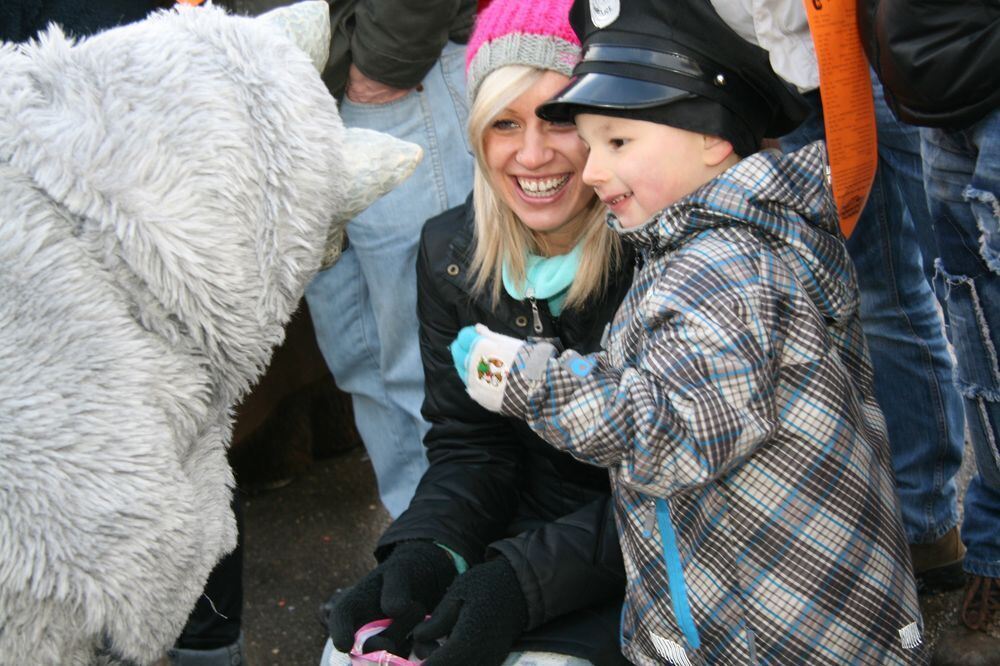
xmin=525 ymin=288 xmax=543 ymax=334
xmin=642 ymin=501 xmax=657 ymax=537
xmin=654 ymin=498 xmax=701 ymax=650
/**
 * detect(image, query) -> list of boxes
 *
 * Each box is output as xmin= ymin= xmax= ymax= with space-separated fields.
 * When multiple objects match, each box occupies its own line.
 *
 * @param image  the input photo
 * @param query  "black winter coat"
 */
xmin=379 ymin=198 xmax=634 ymax=665
xmin=221 ymin=0 xmax=475 ymax=99
xmin=859 ymin=0 xmax=1000 ymax=127
xmin=1 ymin=0 xmax=169 ymax=42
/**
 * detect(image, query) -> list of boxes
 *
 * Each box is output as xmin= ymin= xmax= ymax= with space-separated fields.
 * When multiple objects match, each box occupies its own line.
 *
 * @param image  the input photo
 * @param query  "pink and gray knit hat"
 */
xmin=465 ymin=0 xmax=581 ymax=103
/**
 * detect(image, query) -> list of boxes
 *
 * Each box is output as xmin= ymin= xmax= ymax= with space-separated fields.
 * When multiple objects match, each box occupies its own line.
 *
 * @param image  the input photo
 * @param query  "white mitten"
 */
xmin=459 ymin=324 xmax=526 ymax=412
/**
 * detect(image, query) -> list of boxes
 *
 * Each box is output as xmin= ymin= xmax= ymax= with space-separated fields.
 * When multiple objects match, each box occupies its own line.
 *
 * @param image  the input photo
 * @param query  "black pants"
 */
xmin=174 ymin=495 xmax=244 ymax=650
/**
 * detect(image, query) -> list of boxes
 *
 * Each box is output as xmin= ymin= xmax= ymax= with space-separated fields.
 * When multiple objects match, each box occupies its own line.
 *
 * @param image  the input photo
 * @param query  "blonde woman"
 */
xmin=321 ymin=0 xmax=633 ymax=664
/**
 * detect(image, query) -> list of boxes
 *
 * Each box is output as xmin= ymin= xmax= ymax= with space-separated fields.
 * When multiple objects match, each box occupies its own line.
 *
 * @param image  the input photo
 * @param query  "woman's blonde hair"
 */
xmin=467 ymin=65 xmax=621 ymax=310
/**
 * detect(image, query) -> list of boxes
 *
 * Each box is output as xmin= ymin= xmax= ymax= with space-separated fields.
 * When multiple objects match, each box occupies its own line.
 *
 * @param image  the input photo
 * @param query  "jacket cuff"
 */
xmin=435 ymin=541 xmax=469 ymax=574
xmin=349 ymin=34 xmax=439 ymax=90
xmin=487 ymin=539 xmax=546 ymax=631
xmin=500 ymin=342 xmax=558 ymax=418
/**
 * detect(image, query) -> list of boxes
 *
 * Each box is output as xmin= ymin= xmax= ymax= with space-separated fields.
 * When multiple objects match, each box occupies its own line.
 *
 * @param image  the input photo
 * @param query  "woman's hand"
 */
xmin=412 ymin=557 xmax=529 ymax=666
xmin=323 ymin=540 xmax=457 ymax=657
xmin=449 ymin=324 xmax=526 ymax=411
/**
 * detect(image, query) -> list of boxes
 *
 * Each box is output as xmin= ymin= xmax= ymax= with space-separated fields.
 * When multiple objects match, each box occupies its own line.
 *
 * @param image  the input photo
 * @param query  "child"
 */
xmin=449 ymin=0 xmax=927 ymax=664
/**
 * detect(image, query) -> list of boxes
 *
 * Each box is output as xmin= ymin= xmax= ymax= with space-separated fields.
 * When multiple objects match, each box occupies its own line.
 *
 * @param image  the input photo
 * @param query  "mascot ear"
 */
xmin=318 ymin=128 xmax=424 ymax=268
xmin=341 ymin=129 xmax=423 ymax=213
xmin=255 ymin=0 xmax=331 ymax=72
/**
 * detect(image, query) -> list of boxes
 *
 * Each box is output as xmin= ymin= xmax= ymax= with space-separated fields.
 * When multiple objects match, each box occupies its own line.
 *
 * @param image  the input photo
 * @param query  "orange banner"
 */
xmin=803 ymin=0 xmax=877 ymax=239
xmin=175 ymin=0 xmax=205 ymax=5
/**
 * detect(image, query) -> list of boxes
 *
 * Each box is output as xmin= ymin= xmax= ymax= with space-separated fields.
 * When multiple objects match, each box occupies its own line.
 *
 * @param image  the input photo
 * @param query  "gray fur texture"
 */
xmin=0 ymin=4 xmax=417 ymax=663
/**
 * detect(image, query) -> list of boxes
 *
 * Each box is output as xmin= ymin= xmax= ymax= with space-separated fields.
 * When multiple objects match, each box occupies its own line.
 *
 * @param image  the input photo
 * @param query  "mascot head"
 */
xmin=0 ymin=0 xmax=421 ymax=405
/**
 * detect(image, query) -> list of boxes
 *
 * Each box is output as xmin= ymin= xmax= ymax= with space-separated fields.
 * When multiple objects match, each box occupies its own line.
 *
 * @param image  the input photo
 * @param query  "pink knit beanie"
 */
xmin=465 ymin=0 xmax=581 ymax=103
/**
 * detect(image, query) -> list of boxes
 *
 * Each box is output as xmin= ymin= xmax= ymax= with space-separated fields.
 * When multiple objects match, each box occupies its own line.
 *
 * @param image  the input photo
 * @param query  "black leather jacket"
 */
xmin=859 ymin=0 xmax=1000 ymax=127
xmin=219 ymin=0 xmax=475 ymax=98
xmin=379 ymin=198 xmax=634 ymax=665
xmin=0 ymin=0 xmax=169 ymax=42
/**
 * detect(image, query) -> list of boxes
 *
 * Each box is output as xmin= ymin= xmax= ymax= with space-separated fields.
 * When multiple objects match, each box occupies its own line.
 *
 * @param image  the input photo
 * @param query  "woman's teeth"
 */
xmin=517 ymin=175 xmax=569 ymax=198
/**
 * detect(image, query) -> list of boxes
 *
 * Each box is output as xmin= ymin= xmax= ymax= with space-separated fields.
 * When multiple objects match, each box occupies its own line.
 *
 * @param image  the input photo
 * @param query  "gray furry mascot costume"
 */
xmin=0 ymin=3 xmax=421 ymax=663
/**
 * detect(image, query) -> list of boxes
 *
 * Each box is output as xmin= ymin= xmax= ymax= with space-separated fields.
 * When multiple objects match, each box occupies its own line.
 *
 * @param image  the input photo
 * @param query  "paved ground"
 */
xmin=238 ymin=441 xmax=997 ymax=666
xmin=240 ymin=447 xmax=390 ymax=666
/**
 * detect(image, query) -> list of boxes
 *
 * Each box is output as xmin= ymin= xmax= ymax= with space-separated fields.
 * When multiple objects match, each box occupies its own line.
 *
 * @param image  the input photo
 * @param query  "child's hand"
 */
xmin=448 ymin=324 xmax=526 ymax=412
xmin=448 ymin=326 xmax=482 ymax=386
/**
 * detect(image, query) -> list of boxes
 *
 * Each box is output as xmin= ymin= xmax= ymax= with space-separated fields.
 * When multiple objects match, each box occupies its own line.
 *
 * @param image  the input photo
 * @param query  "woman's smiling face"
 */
xmin=483 ymin=71 xmax=595 ymax=255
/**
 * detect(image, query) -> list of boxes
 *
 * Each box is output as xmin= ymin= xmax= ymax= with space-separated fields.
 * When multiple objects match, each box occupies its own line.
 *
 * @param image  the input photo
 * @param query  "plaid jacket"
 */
xmin=501 ymin=142 xmax=926 ymax=665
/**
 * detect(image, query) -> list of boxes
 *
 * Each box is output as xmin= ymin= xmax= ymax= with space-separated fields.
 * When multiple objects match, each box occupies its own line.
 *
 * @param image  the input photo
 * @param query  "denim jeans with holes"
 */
xmin=305 ymin=42 xmax=474 ymax=518
xmin=780 ymin=75 xmax=966 ymax=545
xmin=921 ymin=109 xmax=1000 ymax=577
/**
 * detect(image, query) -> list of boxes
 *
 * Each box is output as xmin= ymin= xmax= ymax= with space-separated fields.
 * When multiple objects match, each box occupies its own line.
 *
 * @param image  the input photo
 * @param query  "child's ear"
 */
xmin=702 ymin=135 xmax=736 ymax=167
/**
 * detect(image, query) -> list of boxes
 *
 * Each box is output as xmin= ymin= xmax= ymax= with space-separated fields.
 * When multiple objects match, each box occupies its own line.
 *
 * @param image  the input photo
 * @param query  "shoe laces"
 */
xmin=961 ymin=575 xmax=1000 ymax=631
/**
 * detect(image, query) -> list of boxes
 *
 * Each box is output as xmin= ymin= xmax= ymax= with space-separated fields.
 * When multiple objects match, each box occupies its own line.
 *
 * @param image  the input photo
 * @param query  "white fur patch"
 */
xmin=0 ymin=4 xmax=414 ymax=663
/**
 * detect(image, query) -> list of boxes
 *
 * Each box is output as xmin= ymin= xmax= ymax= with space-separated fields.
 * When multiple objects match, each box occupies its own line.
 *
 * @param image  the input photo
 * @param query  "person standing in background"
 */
xmin=307 ymin=0 xmax=475 ymax=519
xmin=709 ymin=0 xmax=968 ymax=600
xmin=860 ymin=1 xmax=1000 ymax=662
xmin=226 ymin=0 xmax=477 ymax=519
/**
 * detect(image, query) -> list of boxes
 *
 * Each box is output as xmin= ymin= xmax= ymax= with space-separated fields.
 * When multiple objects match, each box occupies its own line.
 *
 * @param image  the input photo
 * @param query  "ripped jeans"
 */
xmin=922 ymin=109 xmax=1000 ymax=578
xmin=781 ymin=78 xmax=965 ymax=545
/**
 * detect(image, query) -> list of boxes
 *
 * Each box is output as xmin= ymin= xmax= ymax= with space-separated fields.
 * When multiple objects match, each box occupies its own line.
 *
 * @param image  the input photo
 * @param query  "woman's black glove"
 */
xmin=324 ymin=540 xmax=457 ymax=656
xmin=412 ymin=556 xmax=529 ymax=666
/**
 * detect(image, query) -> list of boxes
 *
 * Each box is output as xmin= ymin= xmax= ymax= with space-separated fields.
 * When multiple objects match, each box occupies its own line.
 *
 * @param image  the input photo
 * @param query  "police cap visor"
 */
xmin=537 ymin=72 xmax=695 ymax=123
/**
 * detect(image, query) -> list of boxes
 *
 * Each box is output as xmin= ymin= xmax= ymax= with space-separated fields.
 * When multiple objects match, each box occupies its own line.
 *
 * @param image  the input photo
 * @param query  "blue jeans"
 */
xmin=781 ymin=76 xmax=965 ymax=544
xmin=921 ymin=109 xmax=1000 ymax=578
xmin=305 ymin=42 xmax=473 ymax=517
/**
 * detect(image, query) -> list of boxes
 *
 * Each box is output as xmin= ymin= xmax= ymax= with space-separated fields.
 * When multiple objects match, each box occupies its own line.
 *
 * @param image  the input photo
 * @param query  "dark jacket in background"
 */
xmin=859 ymin=0 xmax=1000 ymax=128
xmin=380 ymin=198 xmax=633 ymax=665
xmin=223 ymin=0 xmax=475 ymax=98
xmin=0 ymin=0 xmax=169 ymax=42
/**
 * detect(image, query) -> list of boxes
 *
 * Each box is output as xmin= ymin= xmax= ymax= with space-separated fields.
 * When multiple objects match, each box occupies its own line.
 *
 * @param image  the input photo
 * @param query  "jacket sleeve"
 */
xmin=488 ymin=495 xmax=624 ymax=631
xmin=502 ymin=259 xmax=779 ymax=499
xmin=350 ymin=0 xmax=465 ymax=89
xmin=377 ymin=227 xmax=524 ymax=564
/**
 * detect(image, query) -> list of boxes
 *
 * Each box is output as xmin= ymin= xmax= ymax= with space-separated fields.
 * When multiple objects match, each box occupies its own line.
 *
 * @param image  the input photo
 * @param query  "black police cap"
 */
xmin=537 ymin=0 xmax=808 ymax=149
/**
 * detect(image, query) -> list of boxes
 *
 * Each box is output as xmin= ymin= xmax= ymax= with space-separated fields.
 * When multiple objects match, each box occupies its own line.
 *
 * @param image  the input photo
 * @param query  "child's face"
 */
xmin=483 ymin=71 xmax=595 ymax=255
xmin=576 ymin=113 xmax=733 ymax=229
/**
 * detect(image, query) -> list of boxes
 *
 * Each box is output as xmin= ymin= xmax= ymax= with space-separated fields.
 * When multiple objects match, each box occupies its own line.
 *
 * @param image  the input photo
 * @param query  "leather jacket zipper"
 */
xmin=525 ymin=289 xmax=543 ymax=334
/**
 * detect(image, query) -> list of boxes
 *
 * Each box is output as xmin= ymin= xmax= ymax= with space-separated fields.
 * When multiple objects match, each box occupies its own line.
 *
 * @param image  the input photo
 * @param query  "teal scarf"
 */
xmin=502 ymin=242 xmax=582 ymax=316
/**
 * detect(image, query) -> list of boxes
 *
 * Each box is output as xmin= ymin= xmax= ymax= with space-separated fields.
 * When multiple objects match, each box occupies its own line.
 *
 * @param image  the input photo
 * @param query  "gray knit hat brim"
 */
xmin=466 ymin=34 xmax=581 ymax=104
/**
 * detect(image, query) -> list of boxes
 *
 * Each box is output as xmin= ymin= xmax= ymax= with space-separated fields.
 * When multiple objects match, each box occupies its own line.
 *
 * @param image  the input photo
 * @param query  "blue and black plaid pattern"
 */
xmin=503 ymin=143 xmax=926 ymax=665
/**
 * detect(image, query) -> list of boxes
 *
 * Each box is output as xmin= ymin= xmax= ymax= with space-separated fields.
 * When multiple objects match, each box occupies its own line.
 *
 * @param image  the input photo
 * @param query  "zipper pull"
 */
xmin=634 ymin=250 xmax=645 ymax=271
xmin=642 ymin=502 xmax=656 ymax=537
xmin=525 ymin=288 xmax=543 ymax=334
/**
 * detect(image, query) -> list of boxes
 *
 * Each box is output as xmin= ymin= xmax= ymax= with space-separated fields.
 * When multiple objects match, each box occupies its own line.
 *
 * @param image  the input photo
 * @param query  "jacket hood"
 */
xmin=616 ymin=141 xmax=856 ymax=323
